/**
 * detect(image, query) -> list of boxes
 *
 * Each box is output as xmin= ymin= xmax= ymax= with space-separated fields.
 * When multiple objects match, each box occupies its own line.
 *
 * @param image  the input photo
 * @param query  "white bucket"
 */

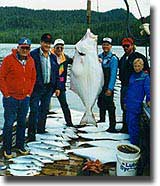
xmin=116 ymin=144 xmax=141 ymax=176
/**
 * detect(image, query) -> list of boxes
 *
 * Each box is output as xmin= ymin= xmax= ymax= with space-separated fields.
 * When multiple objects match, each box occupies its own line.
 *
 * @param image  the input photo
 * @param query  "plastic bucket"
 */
xmin=116 ymin=144 xmax=141 ymax=176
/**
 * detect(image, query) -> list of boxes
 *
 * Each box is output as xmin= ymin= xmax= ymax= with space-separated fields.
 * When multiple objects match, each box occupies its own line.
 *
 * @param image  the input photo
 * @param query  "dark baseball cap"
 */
xmin=41 ymin=33 xmax=53 ymax=43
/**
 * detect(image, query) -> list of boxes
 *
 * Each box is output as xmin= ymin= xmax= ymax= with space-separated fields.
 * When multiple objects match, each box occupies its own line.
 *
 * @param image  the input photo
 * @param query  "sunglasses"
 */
xmin=20 ymin=46 xmax=30 ymax=50
xmin=122 ymin=44 xmax=130 ymax=48
xmin=55 ymin=46 xmax=64 ymax=50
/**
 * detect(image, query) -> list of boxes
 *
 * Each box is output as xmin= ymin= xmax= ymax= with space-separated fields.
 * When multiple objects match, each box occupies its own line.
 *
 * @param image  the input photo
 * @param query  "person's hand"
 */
xmin=55 ymin=89 xmax=60 ymax=97
xmin=98 ymin=58 xmax=102 ymax=63
xmin=5 ymin=96 xmax=10 ymax=98
xmin=105 ymin=89 xmax=112 ymax=96
xmin=147 ymin=101 xmax=151 ymax=107
xmin=26 ymin=94 xmax=30 ymax=97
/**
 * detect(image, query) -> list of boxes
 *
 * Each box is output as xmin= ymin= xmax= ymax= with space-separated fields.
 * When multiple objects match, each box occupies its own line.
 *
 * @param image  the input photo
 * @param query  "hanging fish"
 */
xmin=71 ymin=29 xmax=104 ymax=125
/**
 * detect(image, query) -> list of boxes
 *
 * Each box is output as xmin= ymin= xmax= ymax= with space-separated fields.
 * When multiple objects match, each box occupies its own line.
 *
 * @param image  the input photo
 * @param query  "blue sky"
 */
xmin=0 ymin=0 xmax=150 ymax=18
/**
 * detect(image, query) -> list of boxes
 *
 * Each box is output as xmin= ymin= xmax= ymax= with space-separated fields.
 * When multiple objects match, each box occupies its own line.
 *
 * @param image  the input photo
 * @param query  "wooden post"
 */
xmin=87 ymin=0 xmax=91 ymax=28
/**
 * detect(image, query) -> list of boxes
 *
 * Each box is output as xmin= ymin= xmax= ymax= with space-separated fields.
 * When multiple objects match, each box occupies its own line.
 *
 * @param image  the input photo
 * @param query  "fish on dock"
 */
xmin=7 ymin=169 xmax=40 ymax=176
xmin=9 ymin=155 xmax=54 ymax=164
xmin=27 ymin=141 xmax=64 ymax=152
xmin=8 ymin=163 xmax=42 ymax=171
xmin=66 ymin=147 xmax=116 ymax=164
xmin=42 ymin=139 xmax=70 ymax=147
xmin=36 ymin=133 xmax=70 ymax=141
xmin=9 ymin=156 xmax=44 ymax=167
xmin=76 ymin=139 xmax=130 ymax=149
xmin=29 ymin=147 xmax=69 ymax=161
xmin=78 ymin=131 xmax=130 ymax=140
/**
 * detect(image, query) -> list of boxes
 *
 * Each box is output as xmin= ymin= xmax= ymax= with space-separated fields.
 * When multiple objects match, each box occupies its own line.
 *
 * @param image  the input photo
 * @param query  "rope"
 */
xmin=135 ymin=0 xmax=143 ymax=18
xmin=123 ymin=0 xmax=149 ymax=59
xmin=123 ymin=0 xmax=149 ymax=42
xmin=87 ymin=0 xmax=91 ymax=29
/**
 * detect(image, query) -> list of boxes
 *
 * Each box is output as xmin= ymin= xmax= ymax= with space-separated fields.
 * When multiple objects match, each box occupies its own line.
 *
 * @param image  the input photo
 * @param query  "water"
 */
xmin=0 ymin=43 xmax=147 ymax=59
xmin=0 ymin=44 xmax=148 ymax=129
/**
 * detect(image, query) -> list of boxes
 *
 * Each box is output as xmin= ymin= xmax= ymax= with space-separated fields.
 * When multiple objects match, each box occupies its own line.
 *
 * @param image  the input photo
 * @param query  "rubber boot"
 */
xmin=37 ymin=119 xmax=46 ymax=134
xmin=63 ymin=109 xmax=73 ymax=127
xmin=97 ymin=109 xmax=106 ymax=123
xmin=106 ymin=108 xmax=117 ymax=133
xmin=119 ymin=111 xmax=128 ymax=133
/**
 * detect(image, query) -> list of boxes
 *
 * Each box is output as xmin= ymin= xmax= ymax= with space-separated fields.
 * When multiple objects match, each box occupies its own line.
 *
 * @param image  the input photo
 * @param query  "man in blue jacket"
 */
xmin=27 ymin=33 xmax=61 ymax=142
xmin=97 ymin=37 xmax=118 ymax=133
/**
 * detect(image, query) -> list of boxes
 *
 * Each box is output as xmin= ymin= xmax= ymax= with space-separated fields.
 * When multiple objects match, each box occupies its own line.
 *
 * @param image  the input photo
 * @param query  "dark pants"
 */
xmin=2 ymin=96 xmax=30 ymax=151
xmin=57 ymin=91 xmax=72 ymax=125
xmin=28 ymin=84 xmax=54 ymax=139
xmin=97 ymin=91 xmax=116 ymax=125
xmin=120 ymin=86 xmax=128 ymax=131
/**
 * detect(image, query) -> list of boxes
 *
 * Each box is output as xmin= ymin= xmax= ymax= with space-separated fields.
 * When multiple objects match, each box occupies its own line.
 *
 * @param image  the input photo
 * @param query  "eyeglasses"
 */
xmin=122 ymin=44 xmax=130 ymax=48
xmin=55 ymin=46 xmax=64 ymax=50
xmin=20 ymin=46 xmax=30 ymax=50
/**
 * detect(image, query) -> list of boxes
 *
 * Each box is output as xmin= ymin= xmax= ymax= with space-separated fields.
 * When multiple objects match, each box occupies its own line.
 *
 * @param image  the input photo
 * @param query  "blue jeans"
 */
xmin=28 ymin=85 xmax=54 ymax=138
xmin=2 ymin=96 xmax=30 ymax=151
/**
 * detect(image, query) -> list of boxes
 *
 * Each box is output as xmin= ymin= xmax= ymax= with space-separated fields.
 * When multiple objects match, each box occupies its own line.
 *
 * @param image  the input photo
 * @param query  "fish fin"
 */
xmin=80 ymin=111 xmax=97 ymax=125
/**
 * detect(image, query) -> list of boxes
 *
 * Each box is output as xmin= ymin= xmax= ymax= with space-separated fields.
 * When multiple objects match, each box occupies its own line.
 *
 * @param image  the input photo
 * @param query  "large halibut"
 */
xmin=70 ymin=29 xmax=104 ymax=125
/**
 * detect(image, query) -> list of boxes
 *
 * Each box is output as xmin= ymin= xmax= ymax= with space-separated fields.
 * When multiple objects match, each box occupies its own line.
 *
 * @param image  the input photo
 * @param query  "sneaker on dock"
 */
xmin=16 ymin=147 xmax=30 ymax=155
xmin=3 ymin=150 xmax=14 ymax=159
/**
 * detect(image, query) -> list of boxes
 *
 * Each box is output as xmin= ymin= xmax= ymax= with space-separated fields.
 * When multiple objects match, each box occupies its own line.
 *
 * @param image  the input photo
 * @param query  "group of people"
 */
xmin=0 ymin=33 xmax=150 ymax=159
xmin=97 ymin=37 xmax=150 ymax=146
xmin=0 ymin=33 xmax=73 ymax=159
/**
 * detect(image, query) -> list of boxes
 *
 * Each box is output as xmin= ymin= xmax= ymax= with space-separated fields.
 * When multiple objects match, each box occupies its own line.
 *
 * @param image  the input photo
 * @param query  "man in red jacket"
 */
xmin=0 ymin=37 xmax=36 ymax=159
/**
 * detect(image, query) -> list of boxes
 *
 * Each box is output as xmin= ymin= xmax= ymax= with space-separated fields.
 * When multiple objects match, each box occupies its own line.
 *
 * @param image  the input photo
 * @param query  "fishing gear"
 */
xmin=123 ymin=0 xmax=150 ymax=40
xmin=123 ymin=0 xmax=150 ymax=59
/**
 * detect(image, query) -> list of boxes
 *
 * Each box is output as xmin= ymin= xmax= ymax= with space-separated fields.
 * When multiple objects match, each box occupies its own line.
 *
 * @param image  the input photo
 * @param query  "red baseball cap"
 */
xmin=122 ymin=38 xmax=134 ymax=45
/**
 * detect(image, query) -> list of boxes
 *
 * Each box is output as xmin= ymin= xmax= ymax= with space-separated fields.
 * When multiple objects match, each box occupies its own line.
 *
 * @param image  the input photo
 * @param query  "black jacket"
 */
xmin=30 ymin=48 xmax=62 ymax=92
xmin=118 ymin=51 xmax=150 ymax=86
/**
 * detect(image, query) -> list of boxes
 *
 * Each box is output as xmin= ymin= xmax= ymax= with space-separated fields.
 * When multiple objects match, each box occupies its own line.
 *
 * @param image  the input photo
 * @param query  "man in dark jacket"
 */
xmin=118 ymin=37 xmax=150 ymax=133
xmin=51 ymin=39 xmax=73 ymax=127
xmin=27 ymin=33 xmax=61 ymax=142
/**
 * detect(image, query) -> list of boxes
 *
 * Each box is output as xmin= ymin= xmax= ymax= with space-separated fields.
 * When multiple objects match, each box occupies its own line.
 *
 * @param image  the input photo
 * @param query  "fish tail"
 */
xmin=80 ymin=110 xmax=97 ymax=125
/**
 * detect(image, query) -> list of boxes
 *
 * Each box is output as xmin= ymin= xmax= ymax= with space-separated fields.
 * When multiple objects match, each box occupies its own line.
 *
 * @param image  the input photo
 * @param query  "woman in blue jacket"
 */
xmin=124 ymin=58 xmax=150 ymax=146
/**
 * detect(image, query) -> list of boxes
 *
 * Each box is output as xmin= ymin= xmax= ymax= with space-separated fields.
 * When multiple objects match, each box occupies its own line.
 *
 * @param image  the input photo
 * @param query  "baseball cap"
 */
xmin=53 ymin=39 xmax=65 ymax=47
xmin=18 ymin=37 xmax=31 ymax=46
xmin=122 ymin=38 xmax=134 ymax=45
xmin=41 ymin=33 xmax=53 ymax=43
xmin=102 ymin=37 xmax=112 ymax=44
